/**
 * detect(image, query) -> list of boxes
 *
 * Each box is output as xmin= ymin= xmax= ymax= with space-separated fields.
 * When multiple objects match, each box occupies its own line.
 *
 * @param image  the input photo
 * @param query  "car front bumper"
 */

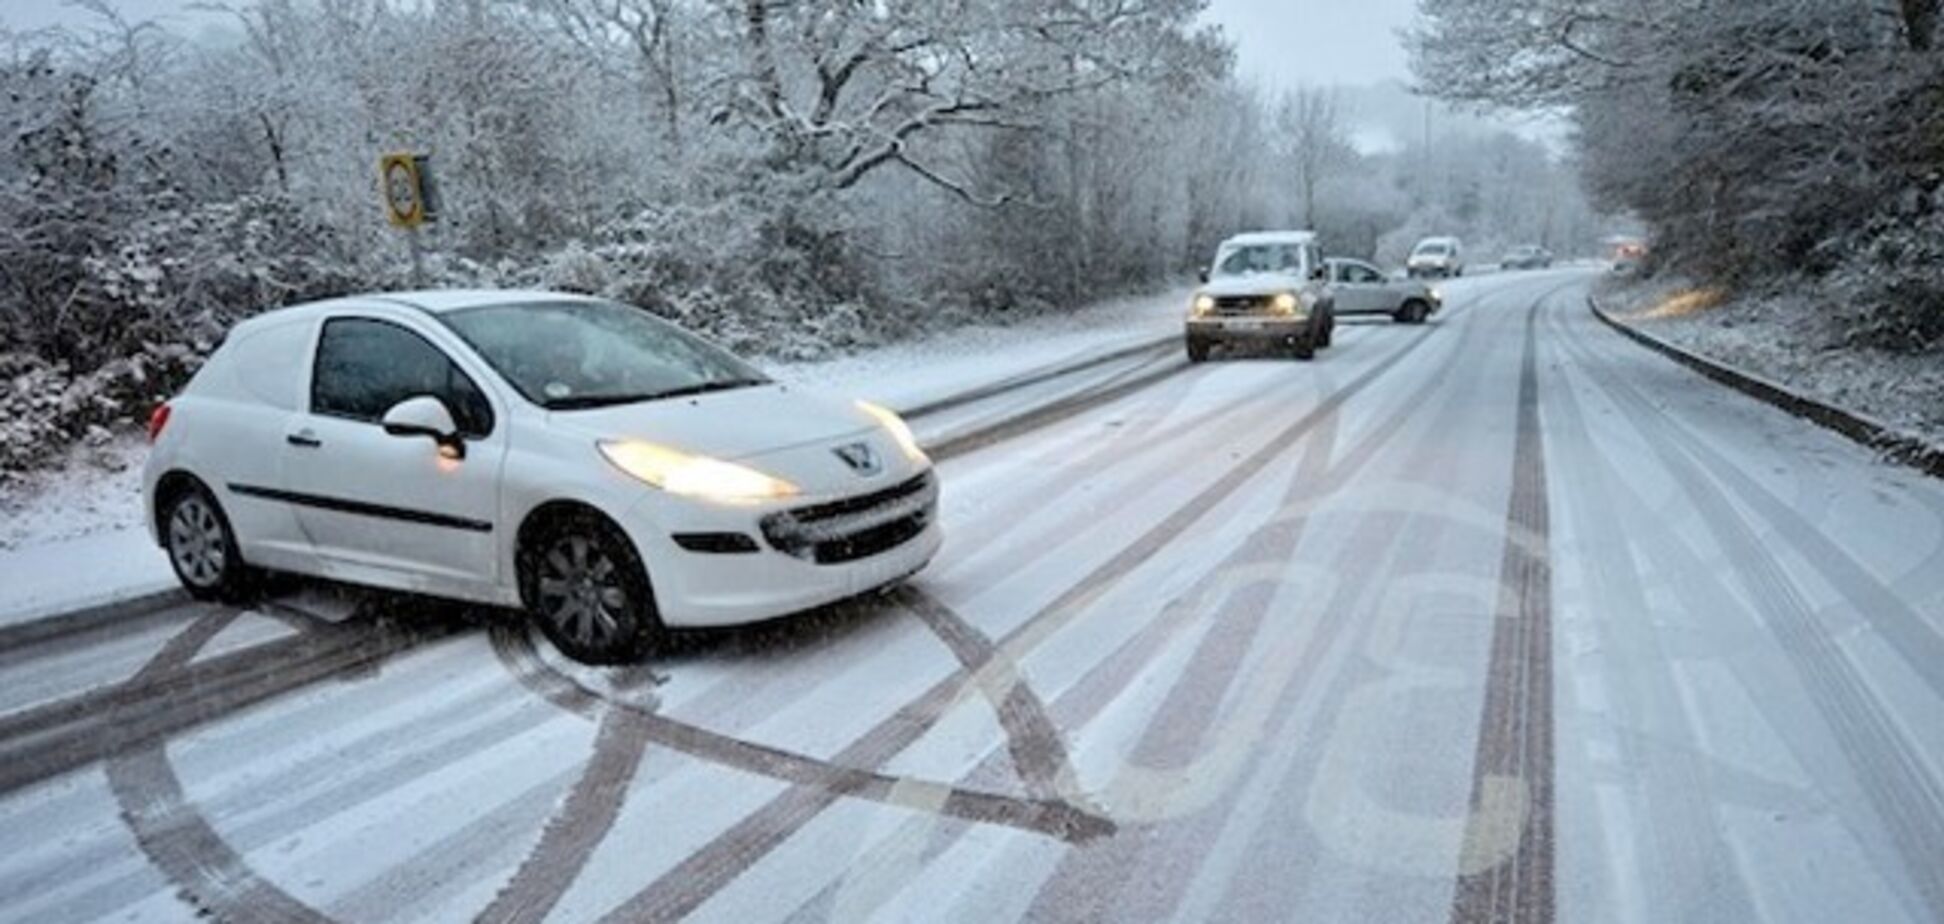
xmin=1186 ymin=316 xmax=1312 ymax=341
xmin=621 ymin=470 xmax=943 ymax=628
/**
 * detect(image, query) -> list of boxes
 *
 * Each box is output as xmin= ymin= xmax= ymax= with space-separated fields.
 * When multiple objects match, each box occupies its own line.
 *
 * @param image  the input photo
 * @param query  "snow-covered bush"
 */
xmin=1827 ymin=202 xmax=1944 ymax=354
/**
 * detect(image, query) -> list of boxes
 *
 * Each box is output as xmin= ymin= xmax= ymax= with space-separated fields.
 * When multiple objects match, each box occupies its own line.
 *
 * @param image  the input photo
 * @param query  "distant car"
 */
xmin=1407 ymin=237 xmax=1465 ymax=279
xmin=142 ymin=291 xmax=940 ymax=665
xmin=1502 ymin=245 xmax=1554 ymax=270
xmin=1186 ymin=231 xmax=1337 ymax=362
xmin=1324 ymin=258 xmax=1442 ymax=324
xmin=1609 ymin=239 xmax=1648 ymax=275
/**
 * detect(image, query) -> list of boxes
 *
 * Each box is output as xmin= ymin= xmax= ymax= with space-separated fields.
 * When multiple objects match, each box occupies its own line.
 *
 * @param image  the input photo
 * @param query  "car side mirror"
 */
xmin=1310 ymin=266 xmax=1326 ymax=281
xmin=1198 ymin=269 xmax=1210 ymax=284
xmin=382 ymin=395 xmax=465 ymax=460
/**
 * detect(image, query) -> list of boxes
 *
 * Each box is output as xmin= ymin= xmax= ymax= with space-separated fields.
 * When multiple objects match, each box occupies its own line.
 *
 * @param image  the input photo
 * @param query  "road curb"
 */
xmin=0 ymin=588 xmax=187 ymax=653
xmin=1589 ymin=296 xmax=1944 ymax=481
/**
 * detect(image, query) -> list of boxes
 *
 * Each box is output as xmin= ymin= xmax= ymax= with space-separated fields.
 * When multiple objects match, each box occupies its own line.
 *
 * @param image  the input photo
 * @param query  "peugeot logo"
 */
xmin=833 ymin=442 xmax=882 ymax=476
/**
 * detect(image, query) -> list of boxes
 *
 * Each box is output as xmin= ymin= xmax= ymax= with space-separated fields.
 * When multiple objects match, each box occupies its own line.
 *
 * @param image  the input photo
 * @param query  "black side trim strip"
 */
xmin=228 ymin=483 xmax=494 ymax=533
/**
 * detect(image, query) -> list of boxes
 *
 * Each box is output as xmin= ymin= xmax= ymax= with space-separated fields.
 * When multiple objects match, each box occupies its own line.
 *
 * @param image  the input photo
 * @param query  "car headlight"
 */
xmin=1430 ymin=287 xmax=1444 ymax=302
xmin=1272 ymin=292 xmax=1300 ymax=315
xmin=856 ymin=400 xmax=928 ymax=463
xmin=599 ymin=440 xmax=799 ymax=503
xmin=1192 ymin=295 xmax=1216 ymax=317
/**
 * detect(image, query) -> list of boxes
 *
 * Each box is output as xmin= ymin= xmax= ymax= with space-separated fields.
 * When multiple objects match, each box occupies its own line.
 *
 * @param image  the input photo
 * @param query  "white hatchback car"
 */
xmin=143 ymin=291 xmax=941 ymax=664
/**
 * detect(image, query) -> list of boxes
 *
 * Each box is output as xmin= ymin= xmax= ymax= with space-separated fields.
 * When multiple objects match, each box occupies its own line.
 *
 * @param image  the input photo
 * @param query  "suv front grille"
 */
xmin=761 ymin=472 xmax=937 ymax=564
xmin=1213 ymin=295 xmax=1271 ymax=315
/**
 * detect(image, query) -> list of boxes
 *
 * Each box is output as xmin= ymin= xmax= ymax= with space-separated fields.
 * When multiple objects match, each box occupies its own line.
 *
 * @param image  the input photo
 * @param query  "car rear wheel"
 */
xmin=161 ymin=482 xmax=255 ymax=602
xmin=523 ymin=510 xmax=663 ymax=665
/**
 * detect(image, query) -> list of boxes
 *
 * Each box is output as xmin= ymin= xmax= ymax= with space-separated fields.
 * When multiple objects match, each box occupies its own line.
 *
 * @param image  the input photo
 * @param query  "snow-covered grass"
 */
xmin=0 ymin=286 xmax=1193 ymax=626
xmin=1598 ymin=275 xmax=1944 ymax=447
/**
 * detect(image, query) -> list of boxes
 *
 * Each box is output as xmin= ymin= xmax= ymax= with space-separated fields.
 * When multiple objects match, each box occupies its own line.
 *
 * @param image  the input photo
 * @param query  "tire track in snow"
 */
xmin=1531 ymin=302 xmax=1760 ymax=920
xmin=1026 ymin=279 xmax=1562 ymax=921
xmin=0 ymin=600 xmax=461 ymax=799
xmin=782 ymin=286 xmax=1517 ymax=920
xmin=102 ymin=607 xmax=333 ymax=924
xmin=1555 ymin=302 xmax=1944 ymax=918
xmin=1448 ymin=293 xmax=1556 ymax=924
xmin=598 ymin=288 xmax=1463 ymax=921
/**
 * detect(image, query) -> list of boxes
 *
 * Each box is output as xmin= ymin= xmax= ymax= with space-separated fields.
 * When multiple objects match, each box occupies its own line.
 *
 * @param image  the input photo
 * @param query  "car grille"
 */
xmin=1212 ymin=295 xmax=1271 ymax=315
xmin=761 ymin=472 xmax=937 ymax=565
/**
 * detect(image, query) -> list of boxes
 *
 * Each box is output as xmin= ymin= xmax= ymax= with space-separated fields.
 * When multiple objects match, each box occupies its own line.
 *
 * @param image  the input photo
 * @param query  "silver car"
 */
xmin=1324 ymin=258 xmax=1442 ymax=324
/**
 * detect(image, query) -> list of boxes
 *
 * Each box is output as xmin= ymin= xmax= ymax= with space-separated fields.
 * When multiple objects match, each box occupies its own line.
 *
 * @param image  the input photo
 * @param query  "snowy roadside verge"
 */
xmin=0 ymin=286 xmax=1193 ymax=629
xmin=1590 ymin=282 xmax=1944 ymax=479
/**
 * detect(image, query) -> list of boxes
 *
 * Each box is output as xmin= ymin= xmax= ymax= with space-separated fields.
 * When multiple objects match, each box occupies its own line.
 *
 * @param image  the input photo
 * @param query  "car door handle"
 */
xmin=286 ymin=432 xmax=322 ymax=448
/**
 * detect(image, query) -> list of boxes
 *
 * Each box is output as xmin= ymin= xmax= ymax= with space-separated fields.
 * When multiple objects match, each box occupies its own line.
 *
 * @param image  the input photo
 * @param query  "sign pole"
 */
xmin=408 ymin=227 xmax=425 ymax=289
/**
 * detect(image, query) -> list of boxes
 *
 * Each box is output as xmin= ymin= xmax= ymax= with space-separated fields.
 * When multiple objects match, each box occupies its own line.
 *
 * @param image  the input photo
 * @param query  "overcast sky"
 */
xmin=9 ymin=0 xmax=1424 ymax=87
xmin=1203 ymin=0 xmax=1420 ymax=89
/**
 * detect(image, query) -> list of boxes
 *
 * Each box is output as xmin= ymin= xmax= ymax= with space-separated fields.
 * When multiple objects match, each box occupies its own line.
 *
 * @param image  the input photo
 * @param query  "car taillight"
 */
xmin=148 ymin=403 xmax=172 ymax=443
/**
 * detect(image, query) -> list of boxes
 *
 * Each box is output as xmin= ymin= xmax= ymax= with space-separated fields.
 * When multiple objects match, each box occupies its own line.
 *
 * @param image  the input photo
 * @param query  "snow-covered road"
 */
xmin=3 ymin=270 xmax=1943 ymax=923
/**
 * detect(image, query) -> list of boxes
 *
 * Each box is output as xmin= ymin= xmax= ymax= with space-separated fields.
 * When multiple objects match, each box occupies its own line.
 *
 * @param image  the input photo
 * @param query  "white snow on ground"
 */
xmin=1598 ymin=275 xmax=1944 ymax=447
xmin=766 ymin=287 xmax=1189 ymax=407
xmin=0 ymin=286 xmax=1193 ymax=626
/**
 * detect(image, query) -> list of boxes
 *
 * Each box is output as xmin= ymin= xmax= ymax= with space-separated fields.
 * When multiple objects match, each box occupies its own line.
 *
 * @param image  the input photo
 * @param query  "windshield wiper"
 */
xmin=646 ymin=378 xmax=768 ymax=401
xmin=546 ymin=379 xmax=767 ymax=411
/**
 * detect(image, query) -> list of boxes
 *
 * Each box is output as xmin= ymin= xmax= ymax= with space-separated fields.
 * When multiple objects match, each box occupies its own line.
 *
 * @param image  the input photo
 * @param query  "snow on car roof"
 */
xmin=376 ymin=290 xmax=607 ymax=314
xmin=234 ymin=290 xmax=609 ymax=329
xmin=1221 ymin=231 xmax=1317 ymax=246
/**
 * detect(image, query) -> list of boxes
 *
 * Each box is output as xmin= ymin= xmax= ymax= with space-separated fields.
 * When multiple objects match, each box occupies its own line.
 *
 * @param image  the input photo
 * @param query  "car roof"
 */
xmin=231 ymin=290 xmax=609 ymax=331
xmin=1221 ymin=231 xmax=1317 ymax=246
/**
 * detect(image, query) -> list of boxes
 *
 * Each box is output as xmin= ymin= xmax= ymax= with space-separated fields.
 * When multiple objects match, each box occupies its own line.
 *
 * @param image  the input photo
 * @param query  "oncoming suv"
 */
xmin=142 ymin=291 xmax=940 ymax=664
xmin=1186 ymin=231 xmax=1336 ymax=362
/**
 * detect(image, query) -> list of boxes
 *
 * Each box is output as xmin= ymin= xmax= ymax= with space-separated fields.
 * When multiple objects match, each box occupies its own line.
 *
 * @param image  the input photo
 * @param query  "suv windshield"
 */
xmin=1415 ymin=243 xmax=1452 ymax=257
xmin=443 ymin=301 xmax=768 ymax=410
xmin=1213 ymin=244 xmax=1307 ymax=278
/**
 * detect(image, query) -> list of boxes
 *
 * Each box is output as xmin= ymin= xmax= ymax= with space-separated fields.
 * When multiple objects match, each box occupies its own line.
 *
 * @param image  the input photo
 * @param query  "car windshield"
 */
xmin=1213 ymin=244 xmax=1306 ymax=277
xmin=443 ymin=301 xmax=768 ymax=410
xmin=1415 ymin=243 xmax=1451 ymax=256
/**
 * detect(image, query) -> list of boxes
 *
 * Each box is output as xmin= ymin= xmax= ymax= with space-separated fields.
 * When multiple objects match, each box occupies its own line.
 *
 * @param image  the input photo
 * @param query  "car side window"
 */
xmin=1352 ymin=264 xmax=1383 ymax=284
xmin=312 ymin=317 xmax=495 ymax=437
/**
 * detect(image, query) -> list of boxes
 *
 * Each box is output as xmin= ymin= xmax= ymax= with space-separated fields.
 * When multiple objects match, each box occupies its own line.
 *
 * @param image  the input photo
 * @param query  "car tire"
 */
xmin=1316 ymin=320 xmax=1333 ymax=349
xmin=160 ymin=480 xmax=256 ymax=603
xmin=1398 ymin=300 xmax=1430 ymax=325
xmin=1187 ymin=337 xmax=1211 ymax=363
xmin=521 ymin=509 xmax=663 ymax=665
xmin=1291 ymin=337 xmax=1316 ymax=361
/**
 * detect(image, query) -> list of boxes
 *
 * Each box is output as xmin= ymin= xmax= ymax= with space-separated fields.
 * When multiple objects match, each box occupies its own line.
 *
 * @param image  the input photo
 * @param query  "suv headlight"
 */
xmin=1271 ymin=292 xmax=1300 ymax=315
xmin=599 ymin=440 xmax=799 ymax=503
xmin=1192 ymin=295 xmax=1216 ymax=317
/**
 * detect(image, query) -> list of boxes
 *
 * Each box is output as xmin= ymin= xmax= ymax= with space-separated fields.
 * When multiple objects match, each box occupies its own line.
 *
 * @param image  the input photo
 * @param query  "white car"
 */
xmin=143 ymin=291 xmax=941 ymax=664
xmin=1406 ymin=237 xmax=1465 ymax=279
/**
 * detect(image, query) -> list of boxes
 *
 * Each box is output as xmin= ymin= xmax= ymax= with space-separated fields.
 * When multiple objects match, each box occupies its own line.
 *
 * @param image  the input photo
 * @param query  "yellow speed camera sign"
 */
xmin=379 ymin=153 xmax=433 ymax=228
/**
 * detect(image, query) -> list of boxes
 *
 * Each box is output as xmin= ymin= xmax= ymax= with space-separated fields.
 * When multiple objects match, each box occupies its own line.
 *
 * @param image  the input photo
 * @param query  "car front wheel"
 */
xmin=1187 ymin=336 xmax=1211 ymax=363
xmin=161 ymin=481 xmax=255 ymax=602
xmin=523 ymin=511 xmax=663 ymax=665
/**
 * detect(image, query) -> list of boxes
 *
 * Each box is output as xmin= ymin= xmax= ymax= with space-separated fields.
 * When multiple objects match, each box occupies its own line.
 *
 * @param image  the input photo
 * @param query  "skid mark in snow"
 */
xmin=1449 ymin=296 xmax=1557 ymax=924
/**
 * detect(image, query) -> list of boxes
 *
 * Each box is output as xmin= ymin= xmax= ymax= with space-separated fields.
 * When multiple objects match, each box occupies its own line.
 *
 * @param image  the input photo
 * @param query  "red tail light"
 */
xmin=147 ymin=403 xmax=172 ymax=443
